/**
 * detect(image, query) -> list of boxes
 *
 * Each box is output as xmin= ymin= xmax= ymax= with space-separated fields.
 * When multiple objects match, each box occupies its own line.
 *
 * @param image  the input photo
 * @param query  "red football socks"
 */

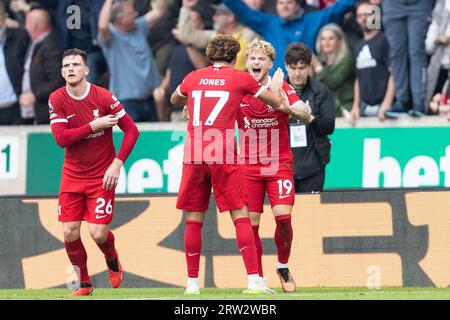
xmin=97 ymin=231 xmax=118 ymax=262
xmin=252 ymin=225 xmax=264 ymax=277
xmin=274 ymin=214 xmax=293 ymax=264
xmin=234 ymin=218 xmax=259 ymax=275
xmin=64 ymin=238 xmax=91 ymax=284
xmin=185 ymin=220 xmax=203 ymax=278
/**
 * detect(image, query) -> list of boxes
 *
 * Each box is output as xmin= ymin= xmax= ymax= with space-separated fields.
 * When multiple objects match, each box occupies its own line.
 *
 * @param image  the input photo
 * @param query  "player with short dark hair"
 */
xmin=49 ymin=48 xmax=140 ymax=296
xmin=237 ymin=39 xmax=311 ymax=293
xmin=171 ymin=35 xmax=285 ymax=295
xmin=62 ymin=48 xmax=88 ymax=66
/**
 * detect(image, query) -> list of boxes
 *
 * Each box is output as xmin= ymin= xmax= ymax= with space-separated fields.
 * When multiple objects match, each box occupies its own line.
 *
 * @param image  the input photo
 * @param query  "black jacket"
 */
xmin=288 ymin=76 xmax=336 ymax=179
xmin=29 ymin=31 xmax=64 ymax=124
xmin=4 ymin=27 xmax=29 ymax=96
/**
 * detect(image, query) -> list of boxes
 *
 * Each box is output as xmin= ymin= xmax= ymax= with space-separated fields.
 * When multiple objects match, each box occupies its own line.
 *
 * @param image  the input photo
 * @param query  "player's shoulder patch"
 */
xmin=110 ymin=99 xmax=121 ymax=110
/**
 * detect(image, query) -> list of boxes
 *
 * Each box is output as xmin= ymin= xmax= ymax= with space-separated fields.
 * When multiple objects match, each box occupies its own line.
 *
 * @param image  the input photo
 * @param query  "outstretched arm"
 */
xmin=172 ymin=5 xmax=214 ymax=49
xmin=309 ymin=0 xmax=358 ymax=27
xmin=223 ymin=0 xmax=272 ymax=37
xmin=98 ymin=0 xmax=113 ymax=44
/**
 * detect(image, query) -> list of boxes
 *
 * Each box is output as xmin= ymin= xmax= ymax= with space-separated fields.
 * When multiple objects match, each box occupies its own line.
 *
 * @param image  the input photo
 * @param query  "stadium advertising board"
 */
xmin=325 ymin=127 xmax=450 ymax=189
xmin=26 ymin=127 xmax=450 ymax=194
xmin=1 ymin=190 xmax=449 ymax=289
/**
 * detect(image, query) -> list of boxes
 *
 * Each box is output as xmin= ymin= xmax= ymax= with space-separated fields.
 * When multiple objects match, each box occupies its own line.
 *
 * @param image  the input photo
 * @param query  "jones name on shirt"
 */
xmin=199 ymin=78 xmax=226 ymax=86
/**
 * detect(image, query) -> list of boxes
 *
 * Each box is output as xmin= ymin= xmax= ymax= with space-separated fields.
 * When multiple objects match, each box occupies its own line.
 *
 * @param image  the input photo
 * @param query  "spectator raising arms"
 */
xmin=173 ymin=1 xmax=258 ymax=71
xmin=243 ymin=0 xmax=266 ymax=10
xmin=7 ymin=0 xmax=31 ymax=26
xmin=313 ymin=23 xmax=354 ymax=118
xmin=154 ymin=1 xmax=210 ymax=121
xmin=98 ymin=0 xmax=168 ymax=122
xmin=147 ymin=1 xmax=179 ymax=78
xmin=223 ymin=0 xmax=358 ymax=73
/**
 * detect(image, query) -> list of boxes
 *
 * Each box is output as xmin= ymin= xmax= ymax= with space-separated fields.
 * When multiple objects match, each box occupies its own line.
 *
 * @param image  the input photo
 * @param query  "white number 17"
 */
xmin=192 ymin=90 xmax=230 ymax=126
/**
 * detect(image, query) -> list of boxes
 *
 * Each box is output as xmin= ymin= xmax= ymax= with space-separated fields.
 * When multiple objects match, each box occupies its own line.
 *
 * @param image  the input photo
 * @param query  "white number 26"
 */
xmin=95 ymin=198 xmax=112 ymax=215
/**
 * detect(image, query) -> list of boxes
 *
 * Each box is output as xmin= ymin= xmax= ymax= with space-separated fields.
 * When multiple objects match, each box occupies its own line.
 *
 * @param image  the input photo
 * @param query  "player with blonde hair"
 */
xmin=237 ymin=39 xmax=311 ymax=293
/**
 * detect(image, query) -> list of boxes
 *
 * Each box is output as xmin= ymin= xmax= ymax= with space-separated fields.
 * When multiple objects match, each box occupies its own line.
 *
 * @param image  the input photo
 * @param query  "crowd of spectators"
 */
xmin=0 ymin=0 xmax=448 ymax=125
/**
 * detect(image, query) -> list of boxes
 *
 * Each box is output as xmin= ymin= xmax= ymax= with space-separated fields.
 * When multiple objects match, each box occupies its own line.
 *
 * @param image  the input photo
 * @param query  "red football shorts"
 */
xmin=177 ymin=163 xmax=247 ymax=212
xmin=244 ymin=165 xmax=295 ymax=213
xmin=58 ymin=175 xmax=115 ymax=225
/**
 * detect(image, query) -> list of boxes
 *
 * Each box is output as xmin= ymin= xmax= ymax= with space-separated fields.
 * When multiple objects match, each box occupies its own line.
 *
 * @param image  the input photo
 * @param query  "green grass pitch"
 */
xmin=0 ymin=287 xmax=450 ymax=300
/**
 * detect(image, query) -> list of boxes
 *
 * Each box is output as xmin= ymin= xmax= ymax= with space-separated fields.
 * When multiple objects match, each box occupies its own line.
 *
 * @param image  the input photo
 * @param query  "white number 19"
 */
xmin=277 ymin=179 xmax=293 ymax=195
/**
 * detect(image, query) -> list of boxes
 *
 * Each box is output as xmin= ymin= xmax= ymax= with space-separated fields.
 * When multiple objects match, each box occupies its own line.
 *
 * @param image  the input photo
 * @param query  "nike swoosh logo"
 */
xmin=279 ymin=195 xmax=290 ymax=199
xmin=96 ymin=214 xmax=107 ymax=219
xmin=67 ymin=114 xmax=76 ymax=119
xmin=187 ymin=253 xmax=199 ymax=257
xmin=240 ymin=103 xmax=249 ymax=107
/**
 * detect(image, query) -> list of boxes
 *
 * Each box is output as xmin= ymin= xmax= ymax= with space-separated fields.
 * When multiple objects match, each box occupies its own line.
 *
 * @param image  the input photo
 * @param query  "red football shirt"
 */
xmin=178 ymin=65 xmax=265 ymax=163
xmin=49 ymin=83 xmax=126 ymax=179
xmin=237 ymin=79 xmax=301 ymax=167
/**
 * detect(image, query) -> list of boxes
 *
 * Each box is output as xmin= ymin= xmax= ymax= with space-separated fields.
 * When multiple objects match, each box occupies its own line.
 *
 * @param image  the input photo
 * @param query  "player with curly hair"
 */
xmin=171 ymin=35 xmax=288 ymax=295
